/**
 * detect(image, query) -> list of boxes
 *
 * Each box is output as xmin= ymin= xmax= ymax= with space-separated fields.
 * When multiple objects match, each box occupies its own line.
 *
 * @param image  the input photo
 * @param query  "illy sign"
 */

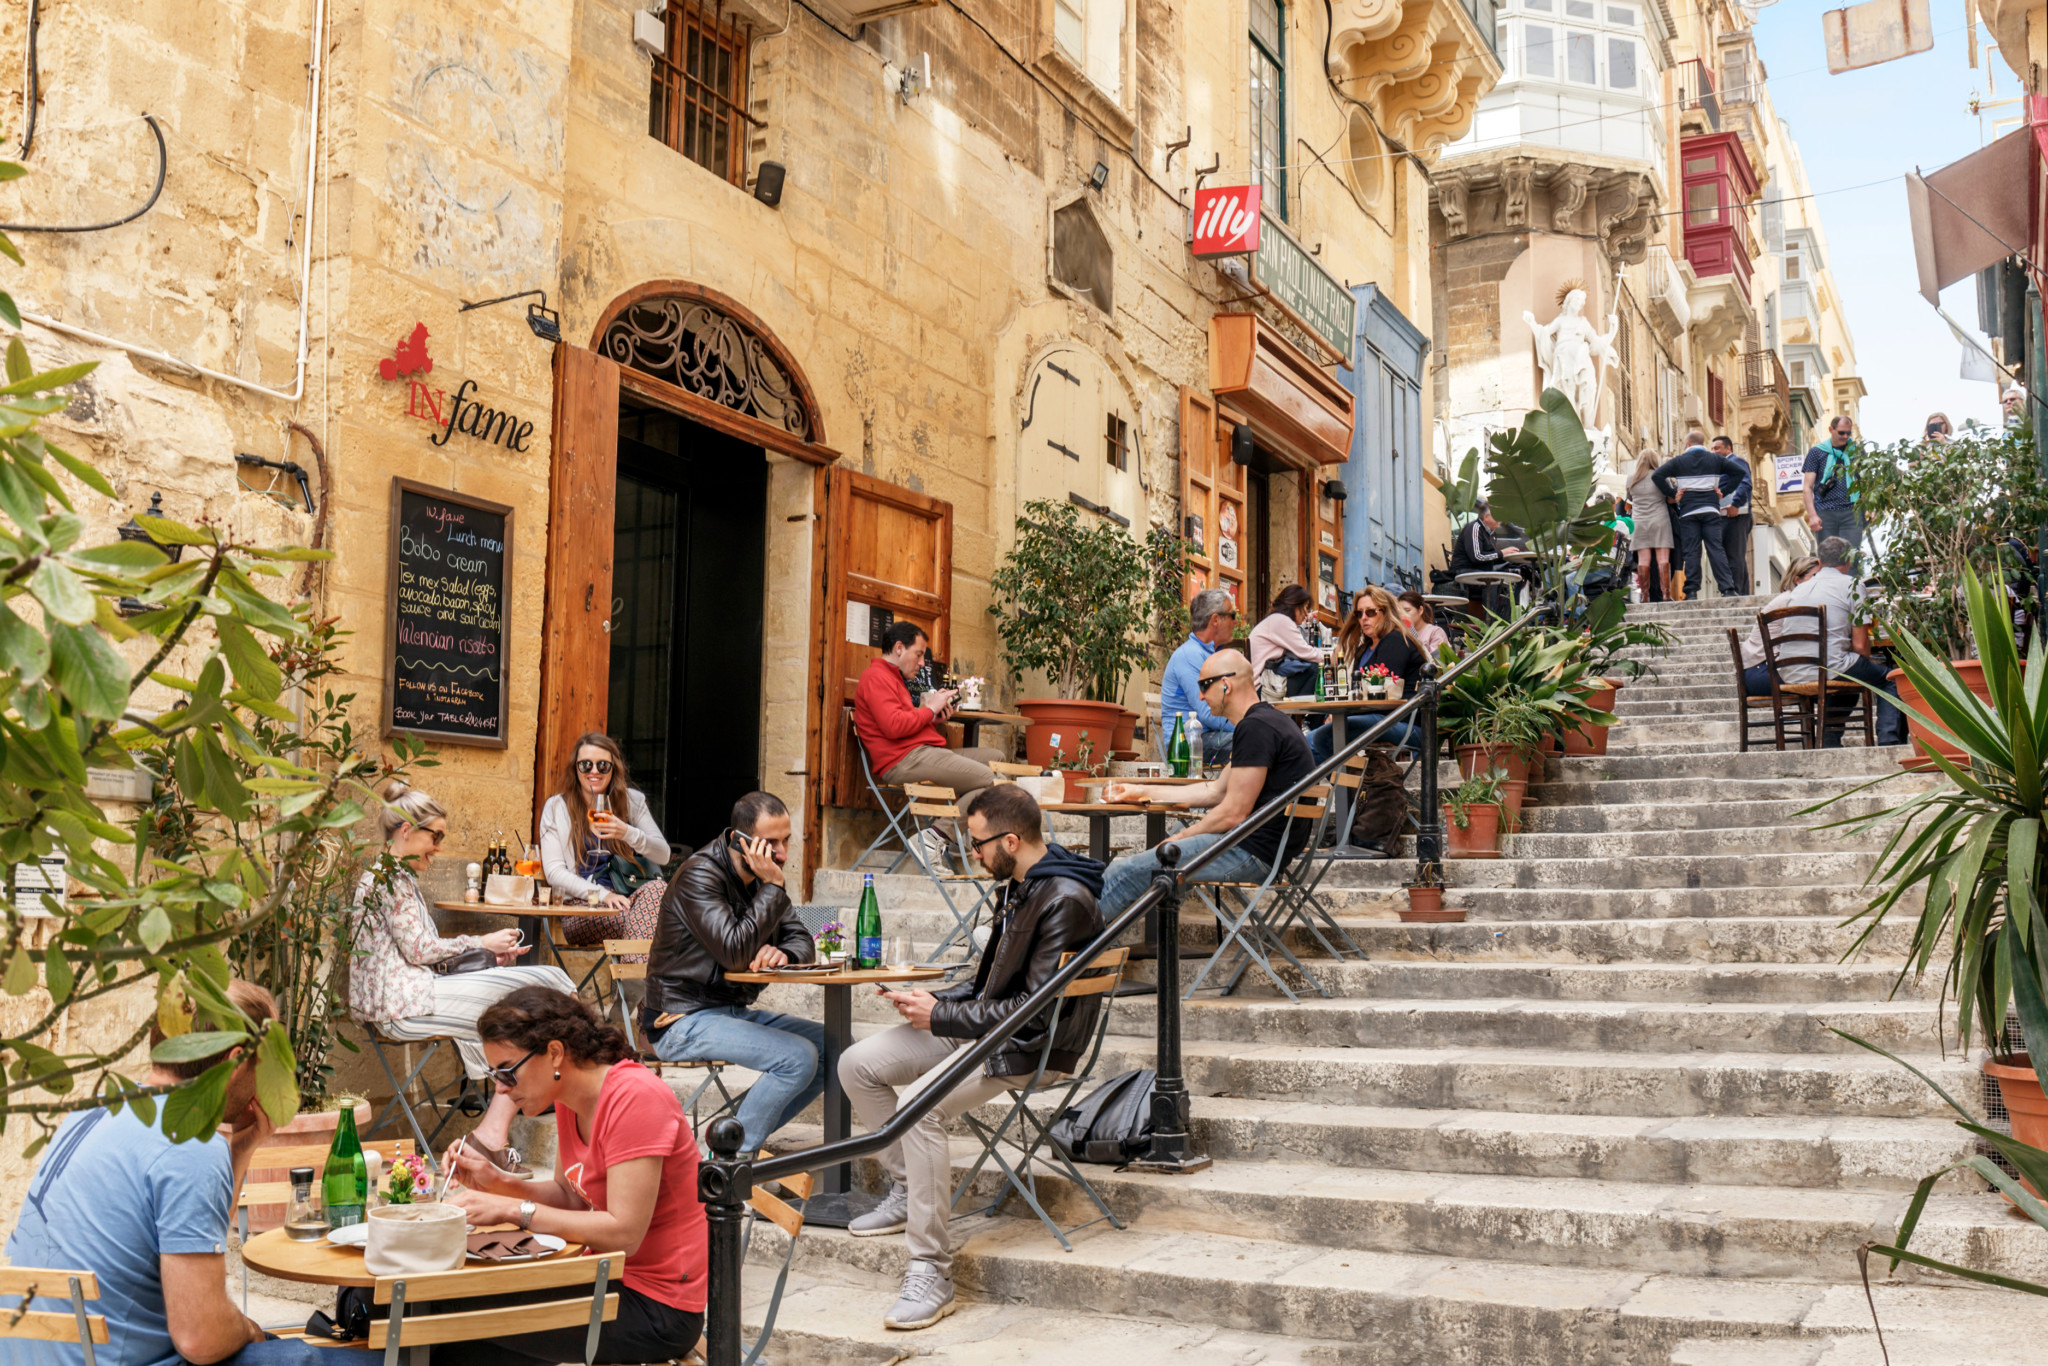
xmin=1191 ymin=185 xmax=1262 ymax=258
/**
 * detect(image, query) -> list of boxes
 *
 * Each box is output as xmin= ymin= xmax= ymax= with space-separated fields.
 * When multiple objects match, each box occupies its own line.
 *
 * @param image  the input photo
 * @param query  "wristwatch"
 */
xmin=517 ymin=1199 xmax=537 ymax=1231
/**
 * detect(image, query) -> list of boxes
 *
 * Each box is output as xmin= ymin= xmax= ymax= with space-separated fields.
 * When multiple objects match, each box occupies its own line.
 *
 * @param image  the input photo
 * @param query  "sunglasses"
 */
xmin=969 ymin=830 xmax=1015 ymax=851
xmin=1359 ymin=608 xmax=1380 ymax=619
xmin=415 ymin=826 xmax=447 ymax=846
xmin=1196 ymin=672 xmax=1234 ymax=692
xmin=575 ymin=759 xmax=615 ymax=775
xmin=484 ymin=1046 xmax=544 ymax=1088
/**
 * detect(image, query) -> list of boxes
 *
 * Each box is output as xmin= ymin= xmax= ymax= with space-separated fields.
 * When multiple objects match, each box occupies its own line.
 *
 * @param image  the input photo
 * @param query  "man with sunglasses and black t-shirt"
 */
xmin=1096 ymin=647 xmax=1316 ymax=914
xmin=642 ymin=791 xmax=821 ymax=1158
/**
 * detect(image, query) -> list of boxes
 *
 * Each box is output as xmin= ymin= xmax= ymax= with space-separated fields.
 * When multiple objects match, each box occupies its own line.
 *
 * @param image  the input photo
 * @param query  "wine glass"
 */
xmin=590 ymin=792 xmax=611 ymax=830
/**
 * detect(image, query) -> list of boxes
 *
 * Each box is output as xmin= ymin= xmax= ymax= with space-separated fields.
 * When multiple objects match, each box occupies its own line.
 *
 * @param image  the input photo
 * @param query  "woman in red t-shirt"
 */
xmin=440 ymin=986 xmax=706 ymax=1366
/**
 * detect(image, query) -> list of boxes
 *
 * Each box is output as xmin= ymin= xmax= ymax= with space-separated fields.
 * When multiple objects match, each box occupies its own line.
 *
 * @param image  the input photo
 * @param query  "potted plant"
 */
xmin=1854 ymin=425 xmax=2048 ymax=767
xmin=815 ymin=919 xmax=848 ymax=965
xmin=1442 ymin=769 xmax=1509 ymax=858
xmin=1400 ymin=865 xmax=1459 ymax=922
xmin=991 ymin=501 xmax=1174 ymax=767
xmin=1047 ymin=735 xmax=1102 ymax=804
xmin=1822 ymin=568 xmax=2048 ymax=1286
xmin=1361 ymin=663 xmax=1392 ymax=700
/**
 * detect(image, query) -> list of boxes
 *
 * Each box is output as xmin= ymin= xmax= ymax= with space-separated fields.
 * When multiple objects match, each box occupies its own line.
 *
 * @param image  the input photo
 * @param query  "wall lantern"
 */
xmin=459 ymin=289 xmax=561 ymax=343
xmin=1322 ymin=479 xmax=1347 ymax=502
xmin=116 ymin=491 xmax=180 ymax=616
xmin=1231 ymin=423 xmax=1254 ymax=465
xmin=1088 ymin=161 xmax=1109 ymax=191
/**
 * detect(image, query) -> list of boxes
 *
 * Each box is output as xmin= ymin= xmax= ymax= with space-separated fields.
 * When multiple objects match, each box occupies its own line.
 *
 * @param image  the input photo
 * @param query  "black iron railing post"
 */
xmin=1129 ymin=843 xmax=1211 ymax=1173
xmin=1415 ymin=662 xmax=1443 ymax=885
xmin=699 ymin=1117 xmax=750 ymax=1366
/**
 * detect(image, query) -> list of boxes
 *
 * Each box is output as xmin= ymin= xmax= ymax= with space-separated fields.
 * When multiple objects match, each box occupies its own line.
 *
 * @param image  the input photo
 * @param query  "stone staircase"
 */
xmin=744 ymin=595 xmax=2044 ymax=1364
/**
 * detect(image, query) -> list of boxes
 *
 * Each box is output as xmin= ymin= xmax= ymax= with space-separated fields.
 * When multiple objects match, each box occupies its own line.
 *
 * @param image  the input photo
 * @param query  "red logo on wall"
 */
xmin=1191 ymin=186 xmax=1262 ymax=259
xmin=378 ymin=323 xmax=434 ymax=381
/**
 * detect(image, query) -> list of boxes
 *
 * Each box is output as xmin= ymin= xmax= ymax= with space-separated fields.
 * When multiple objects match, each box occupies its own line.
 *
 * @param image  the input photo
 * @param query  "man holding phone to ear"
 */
xmin=643 ymin=791 xmax=822 ymax=1157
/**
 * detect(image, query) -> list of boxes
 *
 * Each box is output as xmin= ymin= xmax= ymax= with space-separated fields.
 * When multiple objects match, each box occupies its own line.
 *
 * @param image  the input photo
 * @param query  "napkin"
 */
xmin=466 ymin=1231 xmax=546 ymax=1260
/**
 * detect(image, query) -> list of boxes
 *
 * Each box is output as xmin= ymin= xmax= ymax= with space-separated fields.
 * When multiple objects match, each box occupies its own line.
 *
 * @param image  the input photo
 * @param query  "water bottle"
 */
xmin=856 ymin=873 xmax=883 ymax=970
xmin=322 ymin=1105 xmax=368 ymax=1230
xmin=1168 ymin=711 xmax=1191 ymax=778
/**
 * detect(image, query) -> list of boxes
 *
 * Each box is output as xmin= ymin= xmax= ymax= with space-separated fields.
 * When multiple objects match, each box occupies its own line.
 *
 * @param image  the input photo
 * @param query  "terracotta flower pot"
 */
xmin=1442 ymin=802 xmax=1503 ymax=858
xmin=1400 ymin=885 xmax=1464 ymax=922
xmin=1017 ymin=698 xmax=1125 ymax=769
xmin=237 ymin=1099 xmax=373 ymax=1234
xmin=1111 ymin=707 xmax=1138 ymax=755
xmin=1455 ymin=744 xmax=1527 ymax=784
xmin=1061 ymin=771 xmax=1091 ymax=804
xmin=1499 ymin=778 xmax=1527 ymax=821
xmin=1986 ymin=1054 xmax=2048 ymax=1196
xmin=1564 ymin=682 xmax=1620 ymax=756
xmin=1888 ymin=662 xmax=1992 ymax=770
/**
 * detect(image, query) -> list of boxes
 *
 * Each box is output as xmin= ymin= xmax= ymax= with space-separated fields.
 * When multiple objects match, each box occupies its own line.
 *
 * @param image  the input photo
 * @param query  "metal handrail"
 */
xmin=696 ymin=600 xmax=1551 ymax=1365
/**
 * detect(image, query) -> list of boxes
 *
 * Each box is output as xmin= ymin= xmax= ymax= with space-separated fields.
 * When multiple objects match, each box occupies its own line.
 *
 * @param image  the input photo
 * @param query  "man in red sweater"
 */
xmin=854 ymin=621 xmax=1001 ymax=850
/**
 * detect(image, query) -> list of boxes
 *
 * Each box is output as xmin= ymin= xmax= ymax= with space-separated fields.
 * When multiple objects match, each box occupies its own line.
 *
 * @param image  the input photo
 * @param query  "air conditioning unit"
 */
xmin=633 ymin=8 xmax=665 ymax=55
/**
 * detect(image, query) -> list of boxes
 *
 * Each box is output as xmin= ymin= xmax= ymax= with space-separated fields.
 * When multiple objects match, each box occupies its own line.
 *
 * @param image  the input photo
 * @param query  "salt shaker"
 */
xmin=464 ymin=862 xmax=482 ymax=904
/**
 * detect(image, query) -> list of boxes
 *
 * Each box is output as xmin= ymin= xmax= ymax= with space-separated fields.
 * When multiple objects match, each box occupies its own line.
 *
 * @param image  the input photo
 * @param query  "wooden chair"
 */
xmin=0 ymin=1268 xmax=106 ymax=1366
xmin=370 ymin=1253 xmax=620 ymax=1366
xmin=604 ymin=938 xmax=738 ymax=1147
xmin=1728 ymin=627 xmax=1791 ymax=753
xmin=949 ymin=948 xmax=1131 ymax=1250
xmin=234 ymin=1138 xmax=415 ymax=1312
xmin=1756 ymin=605 xmax=1874 ymax=749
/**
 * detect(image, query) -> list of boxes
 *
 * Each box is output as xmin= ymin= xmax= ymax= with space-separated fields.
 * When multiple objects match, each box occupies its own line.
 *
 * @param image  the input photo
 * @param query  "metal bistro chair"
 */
xmin=948 ymin=947 xmax=1131 ymax=1250
xmin=233 ymin=1138 xmax=415 ymax=1314
xmin=605 ymin=938 xmax=740 ymax=1147
xmin=1755 ymin=604 xmax=1874 ymax=749
xmin=368 ymin=1254 xmax=619 ymax=1366
xmin=898 ymin=780 xmax=1002 ymax=960
xmin=0 ymin=1268 xmax=106 ymax=1365
xmin=850 ymin=723 xmax=923 ymax=877
xmin=1183 ymin=785 xmax=1337 ymax=1002
xmin=1272 ymin=750 xmax=1374 ymax=961
xmin=360 ymin=1022 xmax=482 ymax=1163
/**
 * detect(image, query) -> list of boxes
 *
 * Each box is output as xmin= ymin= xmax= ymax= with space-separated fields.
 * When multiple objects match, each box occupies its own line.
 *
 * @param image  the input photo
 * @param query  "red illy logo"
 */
xmin=1191 ymin=186 xmax=1262 ymax=259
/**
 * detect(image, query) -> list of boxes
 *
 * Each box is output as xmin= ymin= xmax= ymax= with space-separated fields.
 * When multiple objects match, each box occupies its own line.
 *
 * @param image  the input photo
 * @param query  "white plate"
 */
xmin=325 ymin=1222 xmax=369 ymax=1247
xmin=469 ymin=1233 xmax=567 ymax=1263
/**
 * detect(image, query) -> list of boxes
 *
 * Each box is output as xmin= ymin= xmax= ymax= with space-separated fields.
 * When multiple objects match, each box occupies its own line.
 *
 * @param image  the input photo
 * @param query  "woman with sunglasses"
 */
xmin=349 ymin=781 xmax=576 ymax=1174
xmin=437 ymin=986 xmax=706 ymax=1366
xmin=540 ymin=733 xmax=673 ymax=951
xmin=1310 ymin=585 xmax=1426 ymax=762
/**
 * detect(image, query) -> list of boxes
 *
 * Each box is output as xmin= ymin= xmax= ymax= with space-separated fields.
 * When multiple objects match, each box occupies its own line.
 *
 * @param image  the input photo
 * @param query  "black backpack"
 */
xmin=1049 ymin=1068 xmax=1157 ymax=1164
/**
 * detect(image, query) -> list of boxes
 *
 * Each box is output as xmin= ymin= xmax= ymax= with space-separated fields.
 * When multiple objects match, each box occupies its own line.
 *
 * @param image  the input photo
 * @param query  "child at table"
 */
xmin=438 ymin=986 xmax=706 ymax=1366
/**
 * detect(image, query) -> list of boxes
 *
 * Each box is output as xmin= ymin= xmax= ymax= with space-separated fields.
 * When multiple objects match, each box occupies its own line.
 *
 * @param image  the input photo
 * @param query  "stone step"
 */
xmin=1312 ymin=916 xmax=1912 ymax=966
xmin=1615 ymin=696 xmax=1740 ymax=717
xmin=1672 ymin=1325 xmax=2044 ymax=1366
xmin=1532 ymin=774 xmax=1930 ymax=808
xmin=1322 ymin=849 xmax=1878 ymax=890
xmin=1475 ymin=824 xmax=1885 ymax=859
xmin=934 ymin=1153 xmax=2040 ymax=1285
xmin=1179 ymin=1096 xmax=1973 ymax=1190
xmin=757 ymin=1219 xmax=2028 ymax=1366
xmin=1126 ymin=994 xmax=1945 ymax=1057
xmin=1520 ymin=795 xmax=1899 ymax=834
xmin=1539 ymin=748 xmax=1906 ymax=781
xmin=1093 ymin=1035 xmax=1972 ymax=1118
xmin=1438 ymin=885 xmax=1903 ymax=923
xmin=1236 ymin=959 xmax=1931 ymax=1006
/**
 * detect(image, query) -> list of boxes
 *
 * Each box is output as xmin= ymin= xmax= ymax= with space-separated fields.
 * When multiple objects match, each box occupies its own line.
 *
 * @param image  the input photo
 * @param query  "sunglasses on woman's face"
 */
xmin=576 ymin=759 xmax=615 ymax=775
xmin=417 ymin=826 xmax=447 ymax=846
xmin=484 ymin=1046 xmax=544 ymax=1088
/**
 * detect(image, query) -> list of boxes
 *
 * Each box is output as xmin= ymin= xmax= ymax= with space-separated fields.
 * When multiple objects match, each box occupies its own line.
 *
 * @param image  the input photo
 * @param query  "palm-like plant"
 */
xmin=1819 ymin=565 xmax=2048 ymax=1295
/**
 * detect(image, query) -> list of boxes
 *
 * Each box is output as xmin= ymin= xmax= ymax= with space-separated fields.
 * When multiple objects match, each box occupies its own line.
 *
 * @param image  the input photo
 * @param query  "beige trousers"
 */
xmin=838 ymin=1024 xmax=1047 ymax=1274
xmin=881 ymin=744 xmax=1002 ymax=834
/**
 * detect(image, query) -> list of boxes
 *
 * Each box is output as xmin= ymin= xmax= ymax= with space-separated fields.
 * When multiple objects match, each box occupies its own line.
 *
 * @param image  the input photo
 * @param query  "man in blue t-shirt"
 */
xmin=6 ymin=980 xmax=369 ymax=1366
xmin=1158 ymin=587 xmax=1241 ymax=766
xmin=1802 ymin=414 xmax=1862 ymax=550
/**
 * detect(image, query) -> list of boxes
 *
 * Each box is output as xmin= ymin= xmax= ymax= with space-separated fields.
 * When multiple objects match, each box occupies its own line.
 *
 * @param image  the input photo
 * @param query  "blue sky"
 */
xmin=1753 ymin=1 xmax=2012 ymax=440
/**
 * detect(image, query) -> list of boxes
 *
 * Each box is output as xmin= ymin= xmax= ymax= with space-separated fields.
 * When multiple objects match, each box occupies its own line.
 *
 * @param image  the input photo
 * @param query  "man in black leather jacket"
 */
xmin=837 ymin=782 xmax=1104 ymax=1331
xmin=643 ymin=791 xmax=820 ymax=1157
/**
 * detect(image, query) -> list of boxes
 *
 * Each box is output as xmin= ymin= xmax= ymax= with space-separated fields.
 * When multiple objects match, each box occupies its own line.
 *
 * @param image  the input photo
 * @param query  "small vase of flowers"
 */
xmin=815 ymin=919 xmax=847 ymax=965
xmin=956 ymin=675 xmax=986 ymax=711
xmin=387 ymin=1152 xmax=429 ymax=1205
xmin=1362 ymin=663 xmax=1392 ymax=700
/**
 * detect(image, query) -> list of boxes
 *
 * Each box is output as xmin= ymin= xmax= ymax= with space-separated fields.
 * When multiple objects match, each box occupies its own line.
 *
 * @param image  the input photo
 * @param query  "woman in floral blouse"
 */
xmin=351 ymin=780 xmax=575 ymax=1175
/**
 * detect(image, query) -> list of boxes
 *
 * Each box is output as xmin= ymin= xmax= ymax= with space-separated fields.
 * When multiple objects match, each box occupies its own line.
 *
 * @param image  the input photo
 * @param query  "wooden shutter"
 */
xmin=534 ymin=344 xmax=621 ymax=831
xmin=1178 ymin=386 xmax=1247 ymax=611
xmin=813 ymin=467 xmax=954 ymax=812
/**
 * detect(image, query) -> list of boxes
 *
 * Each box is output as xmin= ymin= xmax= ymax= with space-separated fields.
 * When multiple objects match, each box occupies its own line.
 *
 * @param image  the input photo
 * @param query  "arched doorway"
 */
xmin=539 ymin=283 xmax=837 ymax=853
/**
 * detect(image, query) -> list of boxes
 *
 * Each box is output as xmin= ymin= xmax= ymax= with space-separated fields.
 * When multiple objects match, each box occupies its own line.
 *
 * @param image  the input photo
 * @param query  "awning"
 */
xmin=1906 ymin=125 xmax=2033 ymax=306
xmin=1208 ymin=313 xmax=1354 ymax=467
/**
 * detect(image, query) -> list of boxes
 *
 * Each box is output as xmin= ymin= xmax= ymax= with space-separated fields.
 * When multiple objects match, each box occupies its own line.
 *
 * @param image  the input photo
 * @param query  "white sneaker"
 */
xmin=884 ymin=1258 xmax=957 ymax=1330
xmin=848 ymin=1183 xmax=909 ymax=1237
xmin=912 ymin=827 xmax=953 ymax=872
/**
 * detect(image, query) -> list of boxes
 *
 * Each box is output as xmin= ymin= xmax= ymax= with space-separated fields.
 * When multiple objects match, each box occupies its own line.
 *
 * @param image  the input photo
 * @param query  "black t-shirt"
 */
xmin=1227 ymin=701 xmax=1317 ymax=866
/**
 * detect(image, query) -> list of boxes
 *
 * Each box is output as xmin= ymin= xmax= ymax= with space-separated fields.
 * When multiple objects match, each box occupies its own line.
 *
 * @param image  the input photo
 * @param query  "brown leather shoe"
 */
xmin=462 ymin=1138 xmax=533 ymax=1178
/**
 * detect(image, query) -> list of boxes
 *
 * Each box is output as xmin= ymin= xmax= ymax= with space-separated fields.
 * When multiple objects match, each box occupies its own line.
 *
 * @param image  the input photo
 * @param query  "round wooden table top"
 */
xmin=1073 ymin=775 xmax=1210 ymax=786
xmin=240 ymin=1225 xmax=585 ymax=1288
xmin=1275 ymin=697 xmax=1408 ymax=714
xmin=432 ymin=901 xmax=603 ymax=917
xmin=950 ymin=709 xmax=1031 ymax=725
xmin=724 ymin=965 xmax=948 ymax=986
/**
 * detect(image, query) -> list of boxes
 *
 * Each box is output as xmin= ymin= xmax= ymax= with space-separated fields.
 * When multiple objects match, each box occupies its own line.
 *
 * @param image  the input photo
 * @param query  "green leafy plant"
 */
xmin=0 ymin=171 xmax=425 ymax=1149
xmin=1435 ymin=613 xmax=1615 ymax=751
xmin=989 ymin=500 xmax=1172 ymax=704
xmin=1815 ymin=566 xmax=2048 ymax=1299
xmin=1046 ymin=735 xmax=1100 ymax=774
xmin=1442 ymin=770 xmax=1507 ymax=829
xmin=1852 ymin=425 xmax=2048 ymax=663
xmin=1574 ymin=587 xmax=1674 ymax=682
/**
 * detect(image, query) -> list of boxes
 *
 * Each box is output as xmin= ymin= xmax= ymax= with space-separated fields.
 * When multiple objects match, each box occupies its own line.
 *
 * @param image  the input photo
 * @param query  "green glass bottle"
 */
xmin=856 ymin=873 xmax=883 ymax=970
xmin=323 ymin=1104 xmax=368 ymax=1228
xmin=1169 ymin=711 xmax=1191 ymax=778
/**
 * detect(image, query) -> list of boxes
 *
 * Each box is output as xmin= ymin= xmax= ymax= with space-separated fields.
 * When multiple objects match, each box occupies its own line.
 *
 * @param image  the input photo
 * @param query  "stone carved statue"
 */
xmin=1524 ymin=282 xmax=1620 ymax=427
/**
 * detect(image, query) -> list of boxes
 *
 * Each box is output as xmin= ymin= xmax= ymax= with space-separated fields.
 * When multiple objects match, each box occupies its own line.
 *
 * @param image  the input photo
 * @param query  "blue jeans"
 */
xmin=1309 ymin=718 xmax=1421 ymax=763
xmin=1100 ymin=832 xmax=1276 ymax=916
xmin=652 ymin=1005 xmax=827 ymax=1153
xmin=188 ymin=1342 xmax=376 ymax=1365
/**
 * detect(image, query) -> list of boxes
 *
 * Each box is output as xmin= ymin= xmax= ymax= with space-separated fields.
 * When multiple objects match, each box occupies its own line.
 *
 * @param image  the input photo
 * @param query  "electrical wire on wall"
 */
xmin=12 ymin=0 xmax=37 ymax=159
xmin=0 ymin=113 xmax=165 ymax=232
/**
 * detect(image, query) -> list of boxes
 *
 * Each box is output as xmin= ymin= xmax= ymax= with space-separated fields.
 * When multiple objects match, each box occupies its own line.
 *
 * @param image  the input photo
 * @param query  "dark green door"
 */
xmin=608 ymin=402 xmax=767 ymax=854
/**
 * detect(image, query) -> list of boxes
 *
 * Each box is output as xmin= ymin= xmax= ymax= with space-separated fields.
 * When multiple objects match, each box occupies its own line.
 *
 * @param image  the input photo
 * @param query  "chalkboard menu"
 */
xmin=383 ymin=478 xmax=514 ymax=748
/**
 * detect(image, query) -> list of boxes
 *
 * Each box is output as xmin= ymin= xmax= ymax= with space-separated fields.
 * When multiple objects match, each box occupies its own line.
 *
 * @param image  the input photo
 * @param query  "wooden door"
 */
xmin=1178 ymin=386 xmax=1247 ymax=612
xmin=1301 ymin=470 xmax=1344 ymax=625
xmin=535 ymin=343 xmax=621 ymax=831
xmin=811 ymin=467 xmax=954 ymax=813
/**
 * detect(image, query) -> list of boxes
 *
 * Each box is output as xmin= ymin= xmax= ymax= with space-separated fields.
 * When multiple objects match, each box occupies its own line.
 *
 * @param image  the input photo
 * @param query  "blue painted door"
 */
xmin=1340 ymin=285 xmax=1429 ymax=591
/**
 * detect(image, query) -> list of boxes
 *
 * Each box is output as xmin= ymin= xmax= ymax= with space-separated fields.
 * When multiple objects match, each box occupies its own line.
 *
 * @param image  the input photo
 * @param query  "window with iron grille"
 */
xmin=1105 ymin=412 xmax=1129 ymax=472
xmin=649 ymin=1 xmax=752 ymax=186
xmin=1250 ymin=0 xmax=1287 ymax=221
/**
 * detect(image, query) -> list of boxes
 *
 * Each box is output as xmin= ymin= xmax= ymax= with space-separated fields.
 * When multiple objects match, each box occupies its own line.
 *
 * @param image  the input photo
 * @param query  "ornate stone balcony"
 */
xmin=1736 ymin=347 xmax=1791 ymax=460
xmin=1431 ymin=154 xmax=1656 ymax=263
xmin=1328 ymin=0 xmax=1504 ymax=165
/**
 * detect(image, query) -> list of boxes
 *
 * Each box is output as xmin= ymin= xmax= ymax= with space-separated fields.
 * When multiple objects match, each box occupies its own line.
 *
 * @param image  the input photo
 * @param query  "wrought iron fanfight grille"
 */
xmin=649 ymin=1 xmax=756 ymax=185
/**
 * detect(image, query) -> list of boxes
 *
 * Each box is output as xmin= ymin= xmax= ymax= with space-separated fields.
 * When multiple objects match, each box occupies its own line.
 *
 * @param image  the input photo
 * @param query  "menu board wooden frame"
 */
xmin=382 ymin=477 xmax=515 ymax=749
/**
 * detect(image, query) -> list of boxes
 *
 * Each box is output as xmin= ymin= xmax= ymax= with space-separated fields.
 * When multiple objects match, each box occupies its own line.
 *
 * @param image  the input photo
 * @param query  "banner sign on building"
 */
xmin=1249 ymin=212 xmax=1358 ymax=361
xmin=384 ymin=479 xmax=514 ymax=748
xmin=1774 ymin=453 xmax=1806 ymax=493
xmin=1191 ymin=185 xmax=1262 ymax=258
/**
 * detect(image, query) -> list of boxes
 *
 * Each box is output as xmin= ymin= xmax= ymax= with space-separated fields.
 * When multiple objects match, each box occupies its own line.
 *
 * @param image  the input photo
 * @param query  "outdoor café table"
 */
xmin=433 ymin=901 xmax=610 ymax=1004
xmin=240 ymin=1223 xmax=587 ymax=1291
xmin=948 ymin=707 xmax=1030 ymax=749
xmin=1274 ymin=697 xmax=1409 ymax=857
xmin=722 ymin=964 xmax=947 ymax=1227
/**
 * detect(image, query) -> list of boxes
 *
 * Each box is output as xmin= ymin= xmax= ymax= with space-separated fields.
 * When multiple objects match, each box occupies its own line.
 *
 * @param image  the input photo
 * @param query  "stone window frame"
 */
xmin=1033 ymin=0 xmax=1137 ymax=142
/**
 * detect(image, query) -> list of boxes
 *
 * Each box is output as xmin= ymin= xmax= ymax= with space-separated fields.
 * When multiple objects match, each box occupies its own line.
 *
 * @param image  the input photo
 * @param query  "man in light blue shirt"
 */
xmin=6 ymin=980 xmax=370 ymax=1366
xmin=1158 ymin=587 xmax=1241 ymax=766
